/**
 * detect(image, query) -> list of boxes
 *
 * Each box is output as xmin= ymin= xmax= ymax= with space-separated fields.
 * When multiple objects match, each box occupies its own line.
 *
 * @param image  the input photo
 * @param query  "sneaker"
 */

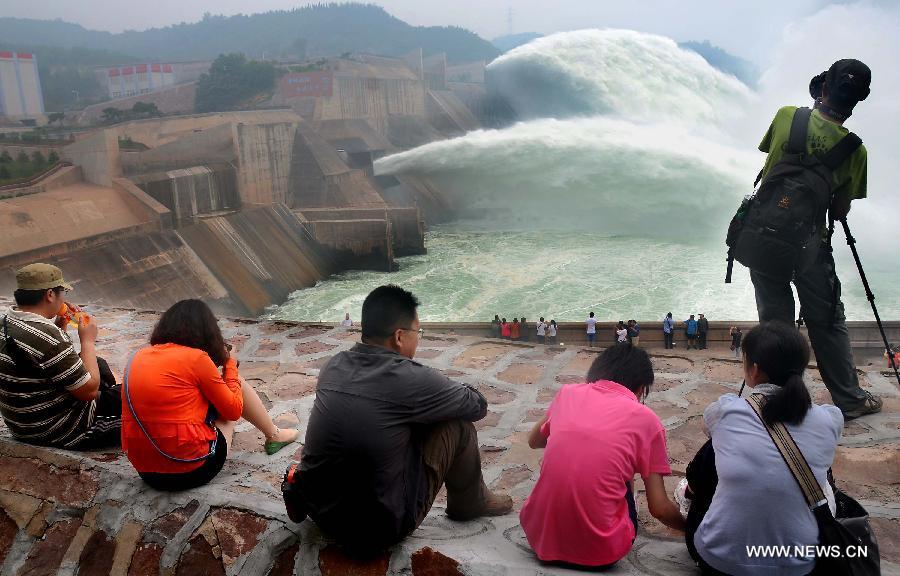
xmin=843 ymin=392 xmax=883 ymax=420
xmin=481 ymin=490 xmax=514 ymax=516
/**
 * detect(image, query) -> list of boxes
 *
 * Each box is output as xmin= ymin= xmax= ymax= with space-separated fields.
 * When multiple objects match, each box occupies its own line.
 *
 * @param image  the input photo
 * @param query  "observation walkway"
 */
xmin=0 ymin=304 xmax=897 ymax=575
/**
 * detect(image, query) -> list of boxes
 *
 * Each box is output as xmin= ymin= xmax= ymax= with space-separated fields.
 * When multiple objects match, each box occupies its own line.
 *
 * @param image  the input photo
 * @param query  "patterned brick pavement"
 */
xmin=1 ymin=304 xmax=897 ymax=575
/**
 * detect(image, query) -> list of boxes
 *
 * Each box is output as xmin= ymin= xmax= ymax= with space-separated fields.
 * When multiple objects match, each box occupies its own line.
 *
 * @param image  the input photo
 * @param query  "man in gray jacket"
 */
xmin=299 ymin=285 xmax=512 ymax=550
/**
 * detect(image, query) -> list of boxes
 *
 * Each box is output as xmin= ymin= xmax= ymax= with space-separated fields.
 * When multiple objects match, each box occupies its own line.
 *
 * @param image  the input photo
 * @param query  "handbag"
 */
xmin=124 ymin=355 xmax=218 ymax=463
xmin=746 ymin=394 xmax=880 ymax=576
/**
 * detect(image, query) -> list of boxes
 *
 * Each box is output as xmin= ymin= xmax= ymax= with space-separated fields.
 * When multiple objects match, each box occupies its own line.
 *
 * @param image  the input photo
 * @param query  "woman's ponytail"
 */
xmin=762 ymin=372 xmax=812 ymax=426
xmin=743 ymin=322 xmax=813 ymax=426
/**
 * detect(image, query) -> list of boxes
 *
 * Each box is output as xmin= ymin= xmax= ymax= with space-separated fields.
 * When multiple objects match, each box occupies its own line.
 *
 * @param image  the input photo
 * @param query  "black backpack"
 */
xmin=726 ymin=107 xmax=862 ymax=283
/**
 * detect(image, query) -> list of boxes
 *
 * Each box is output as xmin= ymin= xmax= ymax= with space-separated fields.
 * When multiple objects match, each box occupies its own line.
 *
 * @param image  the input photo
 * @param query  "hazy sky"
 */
xmin=2 ymin=0 xmax=846 ymax=63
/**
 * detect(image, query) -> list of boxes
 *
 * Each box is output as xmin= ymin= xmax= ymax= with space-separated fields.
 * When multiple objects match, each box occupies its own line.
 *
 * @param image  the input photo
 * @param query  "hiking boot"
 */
xmin=843 ymin=392 xmax=883 ymax=421
xmin=481 ymin=490 xmax=513 ymax=516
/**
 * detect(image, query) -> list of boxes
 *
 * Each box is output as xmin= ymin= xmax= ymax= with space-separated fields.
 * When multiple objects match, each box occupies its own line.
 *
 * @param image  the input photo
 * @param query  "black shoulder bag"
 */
xmin=746 ymin=394 xmax=880 ymax=576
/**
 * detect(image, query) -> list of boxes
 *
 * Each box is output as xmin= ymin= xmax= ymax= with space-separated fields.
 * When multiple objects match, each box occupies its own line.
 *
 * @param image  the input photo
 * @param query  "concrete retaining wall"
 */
xmin=0 ymin=184 xmax=160 ymax=265
xmin=131 ymin=164 xmax=239 ymax=224
xmin=0 ymin=164 xmax=82 ymax=200
xmin=109 ymin=110 xmax=300 ymax=149
xmin=177 ymin=205 xmax=334 ymax=316
xmin=318 ymin=76 xmax=426 ymax=137
xmin=73 ymin=82 xmax=198 ymax=126
xmin=62 ymin=130 xmax=120 ymax=187
xmin=0 ymin=230 xmax=232 ymax=312
xmin=297 ymin=207 xmax=425 ymax=256
xmin=112 ymin=178 xmax=174 ymax=230
xmin=419 ymin=321 xmax=900 ymax=352
xmin=426 ymin=90 xmax=481 ymax=134
xmin=305 ymin=219 xmax=395 ymax=272
xmin=234 ymin=122 xmax=298 ymax=206
xmin=120 ymin=122 xmax=235 ymax=175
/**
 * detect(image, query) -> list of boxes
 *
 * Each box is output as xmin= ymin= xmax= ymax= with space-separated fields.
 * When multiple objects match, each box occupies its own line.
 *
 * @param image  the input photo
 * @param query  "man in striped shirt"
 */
xmin=0 ymin=264 xmax=121 ymax=449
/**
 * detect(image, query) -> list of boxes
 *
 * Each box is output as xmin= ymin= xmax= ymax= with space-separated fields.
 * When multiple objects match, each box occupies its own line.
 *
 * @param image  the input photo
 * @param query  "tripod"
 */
xmin=839 ymin=218 xmax=900 ymax=387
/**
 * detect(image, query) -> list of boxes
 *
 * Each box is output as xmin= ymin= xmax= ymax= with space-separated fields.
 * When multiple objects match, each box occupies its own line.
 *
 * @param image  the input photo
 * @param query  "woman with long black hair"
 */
xmin=687 ymin=321 xmax=842 ymax=575
xmin=121 ymin=299 xmax=299 ymax=491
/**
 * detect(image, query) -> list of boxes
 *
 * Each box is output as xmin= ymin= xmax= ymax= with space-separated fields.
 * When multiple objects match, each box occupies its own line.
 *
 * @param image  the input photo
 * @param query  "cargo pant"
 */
xmin=749 ymin=247 xmax=868 ymax=413
xmin=416 ymin=420 xmax=488 ymax=526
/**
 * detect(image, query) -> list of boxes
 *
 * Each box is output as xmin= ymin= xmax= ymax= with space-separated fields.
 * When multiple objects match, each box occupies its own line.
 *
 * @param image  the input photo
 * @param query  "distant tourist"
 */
xmin=585 ymin=312 xmax=597 ymax=347
xmin=122 ymin=300 xmax=298 ymax=491
xmin=663 ymin=312 xmax=675 ymax=349
xmin=628 ymin=320 xmax=641 ymax=347
xmin=547 ymin=320 xmax=558 ymax=345
xmin=0 ymin=264 xmax=121 ymax=450
xmin=341 ymin=313 xmax=353 ymax=327
xmin=521 ymin=344 xmax=685 ymax=569
xmin=297 ymin=285 xmax=512 ymax=550
xmin=729 ymin=326 xmax=743 ymax=359
xmin=491 ymin=315 xmax=501 ymax=338
xmin=697 ymin=314 xmax=709 ymax=350
xmin=616 ymin=321 xmax=628 ymax=343
xmin=537 ymin=317 xmax=547 ymax=344
xmin=520 ymin=317 xmax=529 ymax=342
xmin=684 ymin=315 xmax=698 ymax=350
xmin=886 ymin=344 xmax=900 ymax=370
xmin=685 ymin=322 xmax=841 ymax=575
xmin=511 ymin=318 xmax=521 ymax=341
xmin=501 ymin=318 xmax=511 ymax=339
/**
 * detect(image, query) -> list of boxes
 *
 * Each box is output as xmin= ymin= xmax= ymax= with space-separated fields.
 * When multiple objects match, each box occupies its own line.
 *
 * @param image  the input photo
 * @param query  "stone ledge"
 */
xmin=0 ymin=303 xmax=897 ymax=575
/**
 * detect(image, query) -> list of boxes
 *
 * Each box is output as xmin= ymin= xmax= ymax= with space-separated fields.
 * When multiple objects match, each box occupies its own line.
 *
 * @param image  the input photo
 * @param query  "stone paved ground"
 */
xmin=0 ymin=304 xmax=898 ymax=575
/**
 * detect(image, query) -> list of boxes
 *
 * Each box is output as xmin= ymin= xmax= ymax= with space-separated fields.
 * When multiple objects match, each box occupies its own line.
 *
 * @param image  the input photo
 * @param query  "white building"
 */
xmin=0 ymin=51 xmax=45 ymax=119
xmin=106 ymin=63 xmax=175 ymax=99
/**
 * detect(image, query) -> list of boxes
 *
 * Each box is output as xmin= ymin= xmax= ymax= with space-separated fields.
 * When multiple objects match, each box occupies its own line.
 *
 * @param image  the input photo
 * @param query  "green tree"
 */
xmin=16 ymin=151 xmax=29 ymax=164
xmin=131 ymin=101 xmax=161 ymax=117
xmin=195 ymin=53 xmax=278 ymax=113
xmin=0 ymin=151 xmax=11 ymax=163
xmin=47 ymin=151 xmax=60 ymax=164
xmin=0 ymin=166 xmax=10 ymax=180
xmin=31 ymin=151 xmax=46 ymax=165
xmin=102 ymin=107 xmax=124 ymax=124
xmin=47 ymin=112 xmax=66 ymax=126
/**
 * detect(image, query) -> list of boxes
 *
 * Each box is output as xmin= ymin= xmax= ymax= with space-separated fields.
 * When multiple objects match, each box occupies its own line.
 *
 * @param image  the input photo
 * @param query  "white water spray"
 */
xmin=273 ymin=4 xmax=900 ymax=322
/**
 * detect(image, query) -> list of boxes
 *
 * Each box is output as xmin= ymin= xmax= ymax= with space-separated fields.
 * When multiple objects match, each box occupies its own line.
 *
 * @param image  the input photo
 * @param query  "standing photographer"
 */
xmin=750 ymin=59 xmax=881 ymax=420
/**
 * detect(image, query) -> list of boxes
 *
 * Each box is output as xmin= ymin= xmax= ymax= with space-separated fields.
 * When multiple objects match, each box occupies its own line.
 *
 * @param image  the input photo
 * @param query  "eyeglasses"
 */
xmin=399 ymin=327 xmax=425 ymax=337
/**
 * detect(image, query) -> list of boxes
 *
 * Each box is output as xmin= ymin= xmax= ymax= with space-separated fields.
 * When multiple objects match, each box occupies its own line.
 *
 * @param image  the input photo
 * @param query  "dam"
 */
xmin=0 ymin=51 xmax=486 ymax=317
xmin=0 ymin=21 xmax=898 ymax=576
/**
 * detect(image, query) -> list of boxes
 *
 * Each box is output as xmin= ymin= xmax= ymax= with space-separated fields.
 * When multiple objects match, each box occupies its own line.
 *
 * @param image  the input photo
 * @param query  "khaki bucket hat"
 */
xmin=15 ymin=263 xmax=73 ymax=291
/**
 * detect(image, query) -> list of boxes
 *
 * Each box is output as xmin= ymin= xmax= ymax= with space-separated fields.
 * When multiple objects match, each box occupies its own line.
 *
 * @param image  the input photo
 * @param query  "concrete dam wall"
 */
xmin=0 ymin=58 xmax=481 ymax=317
xmin=178 ymin=205 xmax=334 ymax=316
xmin=131 ymin=164 xmax=240 ymax=224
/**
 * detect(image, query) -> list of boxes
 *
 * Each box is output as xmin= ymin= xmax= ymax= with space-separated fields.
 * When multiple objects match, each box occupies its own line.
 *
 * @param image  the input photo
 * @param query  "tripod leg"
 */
xmin=840 ymin=219 xmax=900 ymax=388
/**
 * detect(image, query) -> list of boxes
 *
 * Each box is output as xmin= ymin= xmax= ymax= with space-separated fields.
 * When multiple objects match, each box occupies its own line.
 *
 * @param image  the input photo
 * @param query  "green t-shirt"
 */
xmin=758 ymin=106 xmax=867 ymax=204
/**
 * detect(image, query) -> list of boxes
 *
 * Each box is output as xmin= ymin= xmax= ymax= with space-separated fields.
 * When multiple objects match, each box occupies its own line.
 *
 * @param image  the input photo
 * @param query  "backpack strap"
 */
xmin=746 ymin=394 xmax=828 ymax=510
xmin=820 ymin=132 xmax=862 ymax=171
xmin=787 ymin=107 xmax=812 ymax=155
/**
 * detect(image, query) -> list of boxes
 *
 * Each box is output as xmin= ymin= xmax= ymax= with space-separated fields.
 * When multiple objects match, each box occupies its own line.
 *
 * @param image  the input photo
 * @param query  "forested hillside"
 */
xmin=0 ymin=4 xmax=499 ymax=65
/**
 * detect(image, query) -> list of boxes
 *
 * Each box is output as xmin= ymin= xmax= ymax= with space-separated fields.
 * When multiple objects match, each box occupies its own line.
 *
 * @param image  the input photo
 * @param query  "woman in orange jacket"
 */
xmin=122 ymin=299 xmax=299 ymax=491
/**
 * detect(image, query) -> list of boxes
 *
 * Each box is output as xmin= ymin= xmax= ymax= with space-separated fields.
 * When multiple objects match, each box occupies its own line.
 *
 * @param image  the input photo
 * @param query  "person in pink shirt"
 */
xmin=520 ymin=344 xmax=685 ymax=569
